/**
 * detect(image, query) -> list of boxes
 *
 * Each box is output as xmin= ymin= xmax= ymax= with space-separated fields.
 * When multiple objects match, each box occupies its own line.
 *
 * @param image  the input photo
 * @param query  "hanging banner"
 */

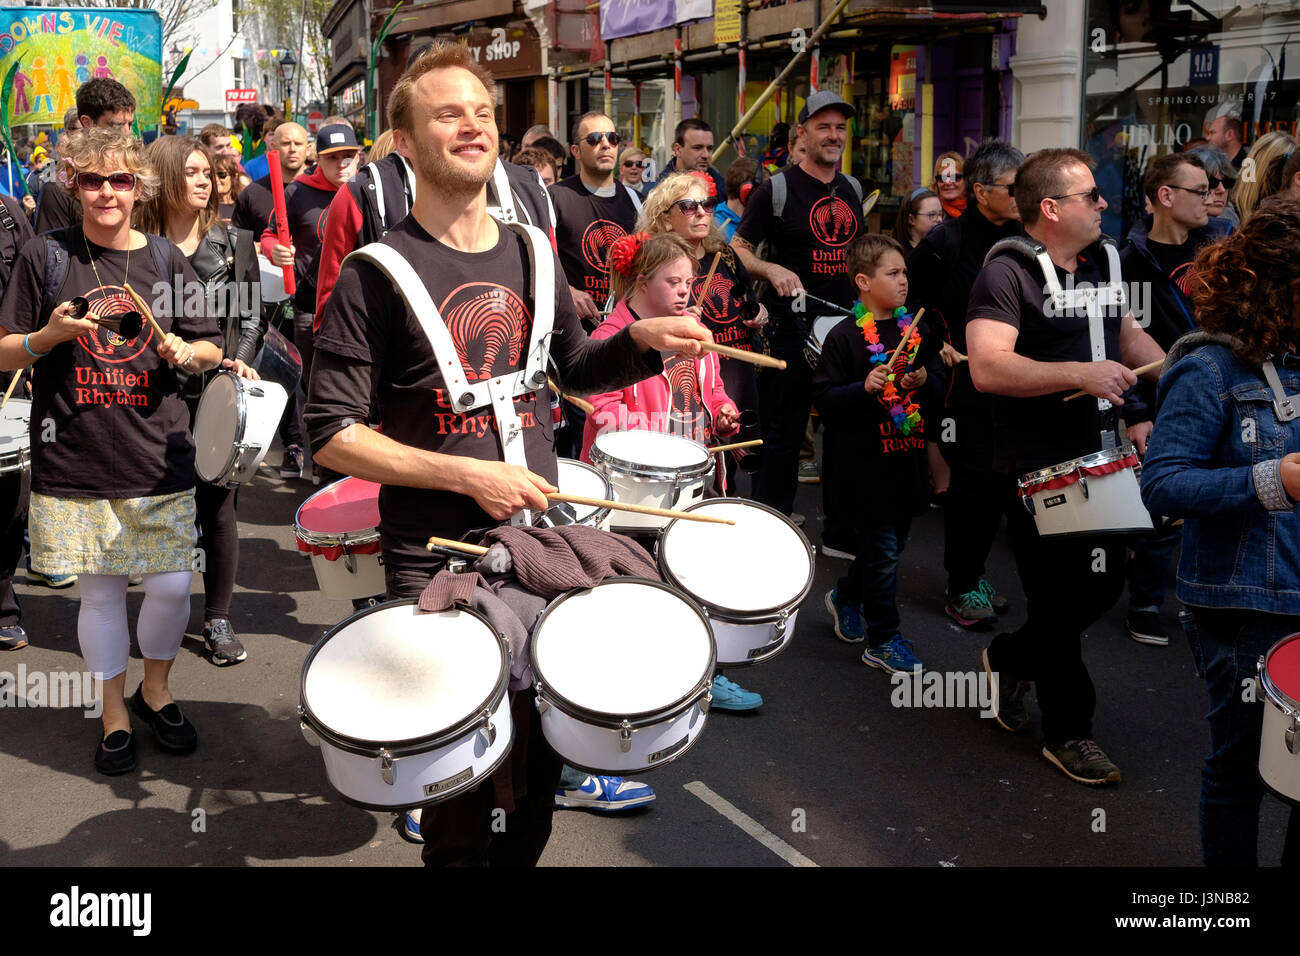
xmin=601 ymin=0 xmax=713 ymax=41
xmin=715 ymin=0 xmax=741 ymax=44
xmin=675 ymin=0 xmax=712 ymax=24
xmin=0 ymin=7 xmax=162 ymax=127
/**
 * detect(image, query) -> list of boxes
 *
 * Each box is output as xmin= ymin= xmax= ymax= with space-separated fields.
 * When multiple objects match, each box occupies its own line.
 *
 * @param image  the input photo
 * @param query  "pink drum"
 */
xmin=295 ymin=477 xmax=386 ymax=601
xmin=1259 ymin=633 xmax=1300 ymax=804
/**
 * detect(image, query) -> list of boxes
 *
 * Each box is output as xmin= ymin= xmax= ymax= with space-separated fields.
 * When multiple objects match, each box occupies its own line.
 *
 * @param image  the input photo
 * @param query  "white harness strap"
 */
xmin=363 ymin=157 xmax=416 ymax=232
xmin=487 ymin=160 xmax=524 ymax=225
xmin=623 ymin=182 xmax=643 ymax=215
xmin=344 ymin=222 xmax=556 ymax=524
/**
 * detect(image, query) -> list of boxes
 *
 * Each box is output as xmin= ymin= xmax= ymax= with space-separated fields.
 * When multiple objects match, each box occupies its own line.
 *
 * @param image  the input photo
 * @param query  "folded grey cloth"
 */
xmin=475 ymin=525 xmax=660 ymax=600
xmin=417 ymin=570 xmax=541 ymax=690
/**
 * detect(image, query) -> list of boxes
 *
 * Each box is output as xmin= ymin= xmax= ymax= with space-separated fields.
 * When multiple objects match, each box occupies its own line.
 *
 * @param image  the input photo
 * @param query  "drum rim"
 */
xmin=0 ymin=398 xmax=32 ymax=467
xmin=589 ymin=430 xmax=713 ymax=480
xmin=299 ymin=599 xmax=511 ymax=756
xmin=195 ymin=371 xmax=246 ymax=484
xmin=529 ymin=577 xmax=717 ymax=727
xmin=1261 ymin=633 xmax=1300 ymax=716
xmin=556 ymin=458 xmax=615 ymax=524
xmin=1018 ymin=443 xmax=1139 ymax=488
xmin=658 ymin=498 xmax=814 ymax=620
xmin=294 ymin=475 xmax=382 ymax=548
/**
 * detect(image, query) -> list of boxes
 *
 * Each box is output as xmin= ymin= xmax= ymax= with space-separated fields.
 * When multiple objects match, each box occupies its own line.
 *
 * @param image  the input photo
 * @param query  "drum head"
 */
xmin=533 ymin=579 xmax=713 ymax=716
xmin=557 ymin=459 xmax=612 ymax=522
xmin=660 ymin=500 xmax=813 ymax=614
xmin=592 ymin=430 xmax=710 ymax=472
xmin=194 ymin=375 xmax=239 ymax=479
xmin=296 ymin=476 xmax=381 ymax=536
xmin=1266 ymin=633 xmax=1300 ymax=711
xmin=812 ymin=315 xmax=845 ymax=343
xmin=0 ymin=398 xmax=31 ymax=449
xmin=303 ymin=602 xmax=504 ymax=743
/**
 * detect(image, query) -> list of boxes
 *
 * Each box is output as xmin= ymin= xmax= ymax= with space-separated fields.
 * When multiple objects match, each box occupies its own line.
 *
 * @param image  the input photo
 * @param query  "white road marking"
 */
xmin=683 ymin=780 xmax=818 ymax=867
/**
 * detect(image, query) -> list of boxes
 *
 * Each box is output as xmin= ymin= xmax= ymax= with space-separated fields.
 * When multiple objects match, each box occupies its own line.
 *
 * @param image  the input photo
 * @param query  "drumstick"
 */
xmin=546 ymin=492 xmax=735 ymax=525
xmin=426 ymin=536 xmax=489 ymax=556
xmin=548 ymin=378 xmax=595 ymax=414
xmin=886 ymin=308 xmax=925 ymax=368
xmin=0 ymin=371 xmax=21 ymax=410
xmin=694 ymin=253 xmax=721 ymax=308
xmin=121 ymin=283 xmax=168 ymax=340
xmin=710 ymin=439 xmax=762 ymax=455
xmin=699 ymin=340 xmax=787 ymax=369
xmin=1062 ymin=359 xmax=1163 ymax=401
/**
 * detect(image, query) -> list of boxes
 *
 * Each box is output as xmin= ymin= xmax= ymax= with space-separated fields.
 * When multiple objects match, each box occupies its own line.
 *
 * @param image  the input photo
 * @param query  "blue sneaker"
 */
xmin=824 ymin=588 xmax=865 ymax=643
xmin=400 ymin=808 xmax=423 ymax=844
xmin=861 ymin=637 xmax=923 ymax=676
xmin=710 ymin=674 xmax=762 ymax=711
xmin=554 ymin=775 xmax=655 ymax=811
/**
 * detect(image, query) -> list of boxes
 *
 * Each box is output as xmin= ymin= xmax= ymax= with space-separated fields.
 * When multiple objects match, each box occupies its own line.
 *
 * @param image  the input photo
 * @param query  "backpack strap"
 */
xmin=42 ymin=230 xmax=71 ymax=319
xmin=622 ymin=182 xmax=643 ymax=216
xmin=771 ymin=171 xmax=787 ymax=219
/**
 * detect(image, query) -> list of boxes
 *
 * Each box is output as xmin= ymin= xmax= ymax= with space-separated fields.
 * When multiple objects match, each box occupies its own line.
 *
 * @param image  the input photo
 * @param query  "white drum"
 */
xmin=0 ymin=398 xmax=31 ymax=474
xmin=803 ymin=315 xmax=848 ymax=367
xmin=193 ymin=371 xmax=288 ymax=487
xmin=553 ymin=458 xmax=614 ymax=530
xmin=299 ymin=601 xmax=513 ymax=809
xmin=294 ymin=477 xmax=387 ymax=600
xmin=659 ymin=499 xmax=813 ymax=665
xmin=1017 ymin=445 xmax=1153 ymax=537
xmin=258 ymin=254 xmax=288 ymax=304
xmin=1258 ymin=632 xmax=1300 ymax=804
xmin=589 ymin=430 xmax=714 ymax=534
xmin=531 ymin=578 xmax=715 ymax=773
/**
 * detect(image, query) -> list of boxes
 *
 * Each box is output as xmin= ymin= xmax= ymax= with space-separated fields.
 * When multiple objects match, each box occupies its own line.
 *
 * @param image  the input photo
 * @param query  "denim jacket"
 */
xmin=1141 ymin=332 xmax=1300 ymax=613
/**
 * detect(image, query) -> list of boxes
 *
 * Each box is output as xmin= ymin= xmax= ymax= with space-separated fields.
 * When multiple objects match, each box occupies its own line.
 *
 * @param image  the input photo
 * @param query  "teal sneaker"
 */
xmin=825 ymin=588 xmax=865 ymax=643
xmin=25 ymin=561 xmax=76 ymax=589
xmin=978 ymin=578 xmax=1010 ymax=614
xmin=710 ymin=674 xmax=762 ymax=711
xmin=945 ymin=587 xmax=996 ymax=627
xmin=861 ymin=637 xmax=923 ymax=675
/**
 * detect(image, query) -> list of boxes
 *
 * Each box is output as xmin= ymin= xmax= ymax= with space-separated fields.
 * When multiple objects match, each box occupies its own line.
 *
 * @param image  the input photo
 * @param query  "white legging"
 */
xmin=77 ymin=572 xmax=193 ymax=679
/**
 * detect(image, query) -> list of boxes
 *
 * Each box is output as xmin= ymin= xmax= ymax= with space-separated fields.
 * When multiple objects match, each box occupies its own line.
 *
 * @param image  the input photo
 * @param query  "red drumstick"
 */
xmin=267 ymin=159 xmax=296 ymax=297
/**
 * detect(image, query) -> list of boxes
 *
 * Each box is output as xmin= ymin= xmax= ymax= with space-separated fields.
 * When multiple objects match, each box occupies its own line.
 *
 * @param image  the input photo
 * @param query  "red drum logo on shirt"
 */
xmin=809 ymin=196 xmax=858 ymax=247
xmin=693 ymin=271 xmax=736 ymax=325
xmin=76 ymin=285 xmax=155 ymax=364
xmin=581 ymin=220 xmax=627 ymax=274
xmin=666 ymin=356 xmax=698 ymax=407
xmin=439 ymin=283 xmax=530 ymax=381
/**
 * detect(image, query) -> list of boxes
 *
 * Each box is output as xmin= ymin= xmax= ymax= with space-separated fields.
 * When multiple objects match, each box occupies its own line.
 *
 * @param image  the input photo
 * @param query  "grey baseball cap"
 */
xmin=798 ymin=91 xmax=856 ymax=125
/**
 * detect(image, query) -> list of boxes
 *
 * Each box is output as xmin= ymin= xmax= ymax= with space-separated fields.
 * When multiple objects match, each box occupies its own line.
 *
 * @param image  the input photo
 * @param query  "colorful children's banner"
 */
xmin=0 ymin=7 xmax=162 ymax=127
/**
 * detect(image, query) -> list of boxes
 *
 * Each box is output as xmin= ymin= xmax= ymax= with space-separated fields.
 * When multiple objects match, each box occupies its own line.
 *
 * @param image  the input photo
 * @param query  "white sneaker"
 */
xmin=554 ymin=775 xmax=656 ymax=811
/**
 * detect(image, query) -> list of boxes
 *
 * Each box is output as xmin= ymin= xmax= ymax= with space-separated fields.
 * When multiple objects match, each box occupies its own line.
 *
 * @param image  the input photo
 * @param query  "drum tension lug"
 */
xmin=1287 ymin=717 xmax=1299 ymax=757
xmin=619 ymin=720 xmax=632 ymax=753
xmin=380 ymin=749 xmax=395 ymax=786
xmin=1077 ymin=471 xmax=1089 ymax=500
xmin=481 ymin=709 xmax=497 ymax=747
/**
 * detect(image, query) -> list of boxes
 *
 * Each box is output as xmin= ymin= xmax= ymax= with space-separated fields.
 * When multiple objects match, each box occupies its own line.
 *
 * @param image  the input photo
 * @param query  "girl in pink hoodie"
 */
xmin=581 ymin=232 xmax=739 ymax=464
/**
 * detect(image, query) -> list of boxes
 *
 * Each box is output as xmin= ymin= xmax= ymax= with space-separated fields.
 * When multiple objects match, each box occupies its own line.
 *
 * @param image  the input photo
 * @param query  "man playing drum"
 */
xmin=304 ymin=42 xmax=710 ymax=867
xmin=966 ymin=148 xmax=1163 ymax=785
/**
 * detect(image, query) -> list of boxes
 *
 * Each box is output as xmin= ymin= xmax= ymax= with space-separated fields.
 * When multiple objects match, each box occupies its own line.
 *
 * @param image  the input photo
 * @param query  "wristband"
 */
xmin=23 ymin=334 xmax=49 ymax=358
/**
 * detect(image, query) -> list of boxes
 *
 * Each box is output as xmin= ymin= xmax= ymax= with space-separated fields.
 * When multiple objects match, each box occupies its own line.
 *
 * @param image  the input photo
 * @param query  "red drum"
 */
xmin=1259 ymin=633 xmax=1300 ymax=804
xmin=294 ymin=477 xmax=386 ymax=600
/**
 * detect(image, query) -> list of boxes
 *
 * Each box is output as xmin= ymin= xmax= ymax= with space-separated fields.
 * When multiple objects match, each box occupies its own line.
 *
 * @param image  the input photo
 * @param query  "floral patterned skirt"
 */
xmin=29 ymin=490 xmax=197 ymax=576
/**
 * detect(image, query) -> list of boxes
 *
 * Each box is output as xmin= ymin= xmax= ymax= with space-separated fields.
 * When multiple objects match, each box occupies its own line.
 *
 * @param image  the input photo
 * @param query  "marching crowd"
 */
xmin=2 ymin=47 xmax=1300 ymax=868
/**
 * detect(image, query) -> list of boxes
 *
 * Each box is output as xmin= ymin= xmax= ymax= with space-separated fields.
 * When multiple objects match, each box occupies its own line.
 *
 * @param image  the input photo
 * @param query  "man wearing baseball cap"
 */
xmin=262 ymin=123 xmax=361 ymax=481
xmin=730 ymin=90 xmax=864 ymax=519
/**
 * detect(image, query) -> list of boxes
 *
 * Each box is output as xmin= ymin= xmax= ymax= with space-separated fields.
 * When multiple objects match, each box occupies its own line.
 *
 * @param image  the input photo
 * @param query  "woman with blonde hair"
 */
xmin=931 ymin=151 xmax=966 ymax=219
xmin=1230 ymin=131 xmax=1298 ymax=223
xmin=618 ymin=145 xmax=652 ymax=198
xmin=0 ymin=127 xmax=222 ymax=775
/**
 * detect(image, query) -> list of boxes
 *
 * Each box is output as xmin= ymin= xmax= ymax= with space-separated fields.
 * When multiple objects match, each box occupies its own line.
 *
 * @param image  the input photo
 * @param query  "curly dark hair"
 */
xmin=1192 ymin=196 xmax=1300 ymax=363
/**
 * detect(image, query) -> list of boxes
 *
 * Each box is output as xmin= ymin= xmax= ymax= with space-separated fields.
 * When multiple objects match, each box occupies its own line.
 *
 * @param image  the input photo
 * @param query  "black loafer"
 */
xmin=94 ymin=730 xmax=138 ymax=775
xmin=130 ymin=684 xmax=198 ymax=754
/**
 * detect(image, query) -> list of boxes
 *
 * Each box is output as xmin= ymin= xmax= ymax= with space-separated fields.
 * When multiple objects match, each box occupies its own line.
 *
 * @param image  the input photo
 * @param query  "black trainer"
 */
xmin=981 ymin=646 xmax=1030 ymax=733
xmin=130 ymin=684 xmax=198 ymax=753
xmin=1127 ymin=610 xmax=1169 ymax=646
xmin=94 ymin=730 xmax=138 ymax=775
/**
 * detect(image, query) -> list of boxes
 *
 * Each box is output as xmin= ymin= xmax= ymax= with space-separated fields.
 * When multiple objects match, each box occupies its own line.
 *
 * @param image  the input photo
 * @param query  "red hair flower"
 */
xmin=609 ymin=231 xmax=649 ymax=277
xmin=689 ymin=170 xmax=717 ymax=198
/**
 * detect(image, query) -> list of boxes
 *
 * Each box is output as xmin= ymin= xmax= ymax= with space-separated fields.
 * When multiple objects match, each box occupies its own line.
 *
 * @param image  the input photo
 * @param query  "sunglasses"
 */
xmin=1208 ymin=176 xmax=1235 ymax=191
xmin=939 ymin=173 xmax=964 ymax=182
xmin=983 ymin=181 xmax=1016 ymax=197
xmin=1049 ymin=186 xmax=1103 ymax=205
xmin=623 ymin=159 xmax=648 ymax=168
xmin=583 ymin=131 xmax=622 ymax=148
xmin=674 ymin=197 xmax=718 ymax=215
xmin=76 ymin=171 xmax=136 ymax=192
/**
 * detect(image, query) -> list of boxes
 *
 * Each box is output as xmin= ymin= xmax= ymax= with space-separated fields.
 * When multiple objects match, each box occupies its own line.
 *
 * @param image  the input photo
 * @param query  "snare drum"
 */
xmin=803 ymin=315 xmax=848 ymax=367
xmin=1258 ymin=633 xmax=1300 ymax=804
xmin=555 ymin=458 xmax=614 ymax=530
xmin=295 ymin=477 xmax=386 ymax=600
xmin=589 ymin=430 xmax=713 ymax=534
xmin=1017 ymin=445 xmax=1153 ymax=537
xmin=299 ymin=601 xmax=512 ymax=809
xmin=531 ymin=578 xmax=715 ymax=773
xmin=193 ymin=371 xmax=288 ymax=487
xmin=659 ymin=499 xmax=813 ymax=665
xmin=0 ymin=398 xmax=31 ymax=474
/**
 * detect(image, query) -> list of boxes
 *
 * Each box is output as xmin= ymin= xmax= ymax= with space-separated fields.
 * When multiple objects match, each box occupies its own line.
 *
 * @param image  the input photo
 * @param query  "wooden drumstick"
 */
xmin=0 ymin=371 xmax=22 ymax=410
xmin=886 ymin=308 xmax=925 ymax=367
xmin=548 ymin=377 xmax=595 ymax=414
xmin=1062 ymin=359 xmax=1163 ymax=401
xmin=694 ymin=253 xmax=721 ymax=308
xmin=546 ymin=492 xmax=735 ymax=525
xmin=699 ymin=340 xmax=787 ymax=369
xmin=710 ymin=438 xmax=762 ymax=455
xmin=426 ymin=536 xmax=489 ymax=556
xmin=122 ymin=283 xmax=168 ymax=340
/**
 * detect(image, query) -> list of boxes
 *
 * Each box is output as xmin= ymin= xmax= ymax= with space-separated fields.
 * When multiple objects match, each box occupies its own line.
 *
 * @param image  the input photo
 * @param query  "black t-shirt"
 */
xmin=548 ymin=175 xmax=640 ymax=307
xmin=266 ymin=174 xmax=336 ymax=313
xmin=34 ymin=180 xmax=80 ymax=234
xmin=2 ymin=228 xmax=220 ymax=498
xmin=733 ymin=163 xmax=863 ymax=324
xmin=1145 ymin=235 xmax=1198 ymax=294
xmin=232 ymin=178 xmax=273 ymax=236
xmin=966 ymin=241 xmax=1125 ymax=474
xmin=692 ymin=247 xmax=757 ymax=354
xmin=305 ymin=217 xmax=661 ymax=568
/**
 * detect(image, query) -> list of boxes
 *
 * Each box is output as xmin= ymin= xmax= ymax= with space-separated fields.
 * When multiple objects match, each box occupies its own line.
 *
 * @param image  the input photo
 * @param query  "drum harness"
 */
xmin=343 ymin=220 xmax=556 ymax=528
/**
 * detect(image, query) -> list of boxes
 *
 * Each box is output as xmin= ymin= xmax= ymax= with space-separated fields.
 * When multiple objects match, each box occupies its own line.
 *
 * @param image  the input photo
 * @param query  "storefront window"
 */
xmin=1083 ymin=0 xmax=1300 ymax=237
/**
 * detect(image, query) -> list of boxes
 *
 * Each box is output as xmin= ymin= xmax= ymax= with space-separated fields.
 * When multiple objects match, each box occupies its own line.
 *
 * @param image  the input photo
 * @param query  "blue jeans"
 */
xmin=837 ymin=518 xmax=911 ymax=646
xmin=1183 ymin=606 xmax=1300 ymax=867
xmin=1127 ymin=524 xmax=1180 ymax=611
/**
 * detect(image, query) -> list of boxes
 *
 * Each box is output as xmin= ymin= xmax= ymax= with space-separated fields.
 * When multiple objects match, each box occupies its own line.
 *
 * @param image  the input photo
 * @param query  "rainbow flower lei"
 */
xmin=854 ymin=301 xmax=923 ymax=436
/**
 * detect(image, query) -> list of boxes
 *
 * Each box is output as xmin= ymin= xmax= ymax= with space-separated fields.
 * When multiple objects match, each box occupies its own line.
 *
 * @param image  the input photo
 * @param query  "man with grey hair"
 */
xmin=906 ymin=139 xmax=1024 ymax=627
